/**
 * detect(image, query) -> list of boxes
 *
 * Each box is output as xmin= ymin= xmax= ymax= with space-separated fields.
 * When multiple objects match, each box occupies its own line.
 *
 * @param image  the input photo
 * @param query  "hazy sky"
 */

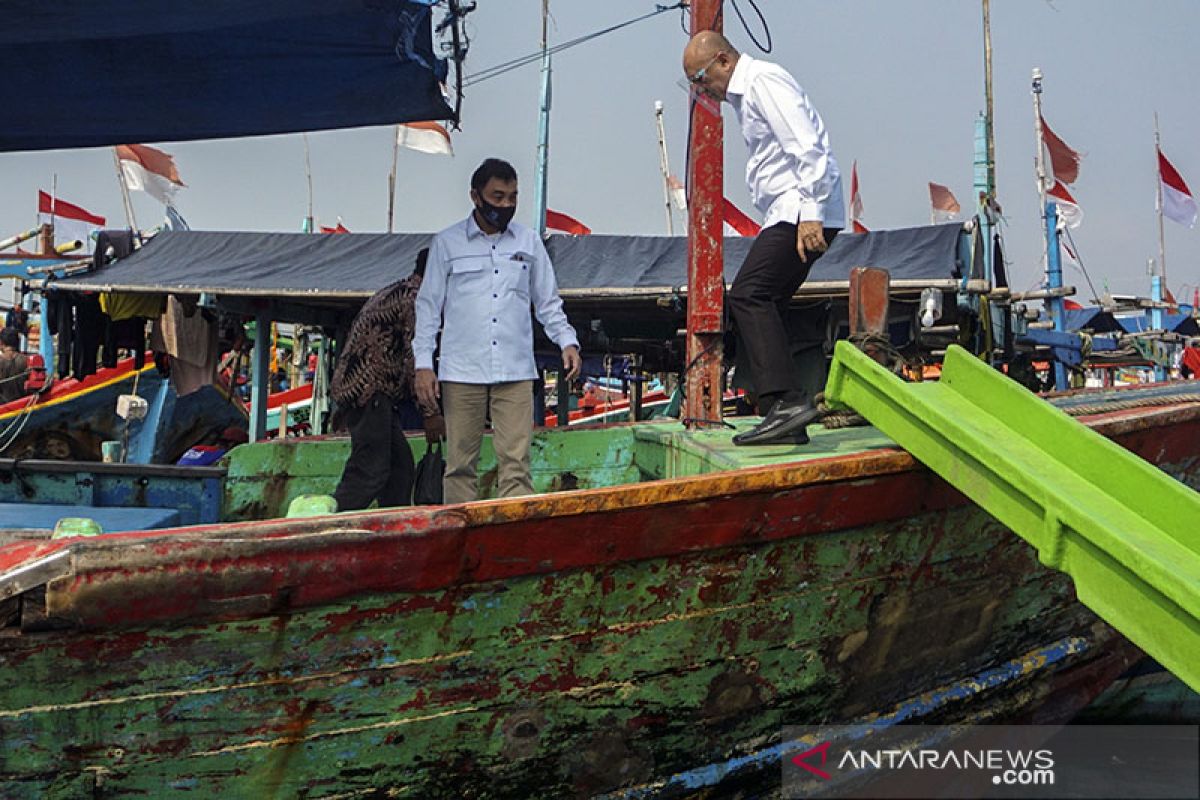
xmin=3 ymin=0 xmax=1199 ymax=301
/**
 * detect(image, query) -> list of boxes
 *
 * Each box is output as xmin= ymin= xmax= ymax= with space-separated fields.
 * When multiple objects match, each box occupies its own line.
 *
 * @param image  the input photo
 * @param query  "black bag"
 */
xmin=412 ymin=442 xmax=445 ymax=505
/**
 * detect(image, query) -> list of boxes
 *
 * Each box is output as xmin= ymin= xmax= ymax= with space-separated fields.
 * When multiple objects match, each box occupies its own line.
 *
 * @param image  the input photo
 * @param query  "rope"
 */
xmin=0 ymin=394 xmax=41 ymax=454
xmin=1055 ymin=394 xmax=1200 ymax=418
xmin=847 ymin=332 xmax=906 ymax=373
xmin=814 ymin=391 xmax=867 ymax=429
xmin=118 ymin=365 xmax=144 ymax=462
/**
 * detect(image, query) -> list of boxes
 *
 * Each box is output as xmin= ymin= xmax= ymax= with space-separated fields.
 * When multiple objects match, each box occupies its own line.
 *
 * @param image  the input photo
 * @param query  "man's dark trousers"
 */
xmin=727 ymin=222 xmax=839 ymax=405
xmin=333 ymin=393 xmax=415 ymax=511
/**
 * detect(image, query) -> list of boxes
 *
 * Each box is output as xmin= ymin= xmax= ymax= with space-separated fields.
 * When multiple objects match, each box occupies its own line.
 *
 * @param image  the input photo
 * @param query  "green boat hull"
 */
xmin=1 ymin=407 xmax=1197 ymax=797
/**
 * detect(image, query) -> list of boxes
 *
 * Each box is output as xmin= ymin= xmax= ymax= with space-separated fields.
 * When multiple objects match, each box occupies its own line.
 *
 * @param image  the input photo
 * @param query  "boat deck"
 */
xmin=220 ymin=418 xmax=901 ymax=522
xmin=646 ymin=417 xmax=898 ymax=471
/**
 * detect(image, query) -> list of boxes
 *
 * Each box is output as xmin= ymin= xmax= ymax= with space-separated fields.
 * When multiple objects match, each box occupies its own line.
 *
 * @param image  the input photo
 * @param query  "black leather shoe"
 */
xmin=732 ymin=400 xmax=822 ymax=446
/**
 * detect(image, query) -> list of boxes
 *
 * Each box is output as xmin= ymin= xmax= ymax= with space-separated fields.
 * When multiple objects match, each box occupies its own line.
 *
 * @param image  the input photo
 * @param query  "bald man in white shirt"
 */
xmin=684 ymin=31 xmax=845 ymax=445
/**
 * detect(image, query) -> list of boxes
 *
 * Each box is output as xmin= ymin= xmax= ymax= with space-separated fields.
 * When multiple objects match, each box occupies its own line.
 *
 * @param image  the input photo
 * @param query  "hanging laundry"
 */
xmin=101 ymin=317 xmax=147 ymax=370
xmin=99 ymin=293 xmax=164 ymax=322
xmin=150 ymin=295 xmax=217 ymax=396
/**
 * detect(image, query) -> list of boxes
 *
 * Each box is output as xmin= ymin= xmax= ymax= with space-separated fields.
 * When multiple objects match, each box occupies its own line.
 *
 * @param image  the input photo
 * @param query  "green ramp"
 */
xmin=825 ymin=342 xmax=1200 ymax=692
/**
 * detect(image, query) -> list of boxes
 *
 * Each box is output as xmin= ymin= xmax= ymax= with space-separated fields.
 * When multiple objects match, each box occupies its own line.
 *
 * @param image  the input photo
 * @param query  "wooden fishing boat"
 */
xmin=0 ymin=353 xmax=245 ymax=463
xmin=0 ymin=383 xmax=1196 ymax=797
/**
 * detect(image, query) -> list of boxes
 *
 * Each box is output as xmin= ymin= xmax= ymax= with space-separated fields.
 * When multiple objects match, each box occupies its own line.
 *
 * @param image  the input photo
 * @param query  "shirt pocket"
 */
xmin=447 ymin=255 xmax=489 ymax=287
xmin=498 ymin=251 xmax=533 ymax=298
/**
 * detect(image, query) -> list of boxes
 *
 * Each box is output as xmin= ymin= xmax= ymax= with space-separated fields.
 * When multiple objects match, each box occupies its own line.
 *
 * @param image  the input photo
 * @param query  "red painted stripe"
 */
xmin=9 ymin=410 xmax=1199 ymax=630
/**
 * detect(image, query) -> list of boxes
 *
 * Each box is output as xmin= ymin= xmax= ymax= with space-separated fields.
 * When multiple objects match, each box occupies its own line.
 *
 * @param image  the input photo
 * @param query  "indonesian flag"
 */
xmin=396 ymin=122 xmax=453 ymax=156
xmin=320 ymin=221 xmax=351 ymax=234
xmin=1040 ymin=116 xmax=1081 ymax=185
xmin=722 ymin=198 xmax=761 ymax=237
xmin=1158 ymin=147 xmax=1197 ymax=228
xmin=545 ymin=209 xmax=591 ymax=235
xmin=849 ymin=160 xmax=868 ymax=232
xmin=1047 ymin=180 xmax=1083 ymax=229
xmin=928 ymin=182 xmax=960 ymax=221
xmin=37 ymin=190 xmax=105 ymax=248
xmin=116 ymin=144 xmax=185 ymax=205
xmin=667 ymin=174 xmax=687 ymax=212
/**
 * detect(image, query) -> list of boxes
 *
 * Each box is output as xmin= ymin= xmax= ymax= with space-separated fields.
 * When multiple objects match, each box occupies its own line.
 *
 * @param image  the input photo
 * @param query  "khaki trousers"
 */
xmin=441 ymin=381 xmax=534 ymax=504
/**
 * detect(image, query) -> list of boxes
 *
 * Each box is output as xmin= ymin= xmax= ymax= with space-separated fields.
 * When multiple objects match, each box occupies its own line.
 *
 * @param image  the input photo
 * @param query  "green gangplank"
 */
xmin=825 ymin=342 xmax=1200 ymax=692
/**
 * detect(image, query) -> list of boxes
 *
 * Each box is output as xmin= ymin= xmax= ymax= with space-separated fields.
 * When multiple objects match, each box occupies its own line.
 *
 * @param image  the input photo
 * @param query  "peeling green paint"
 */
xmin=0 ymin=505 xmax=1098 ymax=797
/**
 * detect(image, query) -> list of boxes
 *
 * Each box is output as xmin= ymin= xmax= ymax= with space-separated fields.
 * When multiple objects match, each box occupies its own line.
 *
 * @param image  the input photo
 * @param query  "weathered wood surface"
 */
xmin=0 ymin=507 xmax=1112 ymax=798
xmin=0 ymin=404 xmax=1194 ymax=797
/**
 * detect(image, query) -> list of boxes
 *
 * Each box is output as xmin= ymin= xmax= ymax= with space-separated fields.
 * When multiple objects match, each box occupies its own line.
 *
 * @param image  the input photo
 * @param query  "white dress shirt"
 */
xmin=413 ymin=213 xmax=579 ymax=384
xmin=726 ymin=54 xmax=846 ymax=229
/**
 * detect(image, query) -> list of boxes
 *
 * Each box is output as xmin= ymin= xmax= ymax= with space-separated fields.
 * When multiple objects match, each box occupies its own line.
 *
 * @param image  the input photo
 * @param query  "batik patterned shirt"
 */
xmin=331 ymin=272 xmax=422 ymax=408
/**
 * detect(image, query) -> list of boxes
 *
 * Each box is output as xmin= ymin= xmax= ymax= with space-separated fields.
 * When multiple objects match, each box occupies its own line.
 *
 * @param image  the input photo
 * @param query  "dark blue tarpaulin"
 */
xmin=51 ymin=224 xmax=966 ymax=298
xmin=1 ymin=1 xmax=452 ymax=152
xmin=1116 ymin=312 xmax=1200 ymax=336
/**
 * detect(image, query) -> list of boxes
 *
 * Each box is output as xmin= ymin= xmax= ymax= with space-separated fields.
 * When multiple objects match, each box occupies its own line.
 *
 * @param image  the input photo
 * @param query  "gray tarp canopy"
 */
xmin=51 ymin=223 xmax=968 ymax=302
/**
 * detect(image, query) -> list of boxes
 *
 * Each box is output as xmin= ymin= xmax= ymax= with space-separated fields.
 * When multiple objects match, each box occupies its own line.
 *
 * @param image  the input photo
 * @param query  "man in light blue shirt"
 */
xmin=414 ymin=158 xmax=581 ymax=504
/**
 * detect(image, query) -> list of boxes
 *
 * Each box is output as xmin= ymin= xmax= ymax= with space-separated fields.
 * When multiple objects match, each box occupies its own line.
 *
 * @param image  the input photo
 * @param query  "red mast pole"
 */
xmin=684 ymin=0 xmax=725 ymax=426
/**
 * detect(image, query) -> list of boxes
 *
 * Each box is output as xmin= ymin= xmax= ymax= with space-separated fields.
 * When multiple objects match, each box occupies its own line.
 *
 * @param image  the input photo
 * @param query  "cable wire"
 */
xmin=728 ymin=0 xmax=772 ymax=52
xmin=463 ymin=3 xmax=686 ymax=88
xmin=1061 ymin=225 xmax=1102 ymax=305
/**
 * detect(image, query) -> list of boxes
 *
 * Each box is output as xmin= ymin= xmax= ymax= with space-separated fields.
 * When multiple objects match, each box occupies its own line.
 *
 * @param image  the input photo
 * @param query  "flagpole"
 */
xmin=655 ymin=101 xmax=674 ymax=235
xmin=981 ymin=0 xmax=997 ymax=202
xmin=1154 ymin=112 xmax=1167 ymax=289
xmin=1032 ymin=67 xmax=1067 ymax=391
xmin=50 ymin=173 xmax=58 ymax=247
xmin=1031 ymin=70 xmax=1049 ymax=229
xmin=533 ymin=0 xmax=552 ymax=238
xmin=387 ymin=125 xmax=400 ymax=233
xmin=303 ymin=134 xmax=315 ymax=233
xmin=111 ymin=148 xmax=139 ymax=233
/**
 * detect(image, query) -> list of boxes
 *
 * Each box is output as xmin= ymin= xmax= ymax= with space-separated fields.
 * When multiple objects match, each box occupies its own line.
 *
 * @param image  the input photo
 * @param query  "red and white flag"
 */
xmin=722 ymin=198 xmax=760 ymax=237
xmin=666 ymin=174 xmax=688 ymax=212
xmin=37 ymin=190 xmax=105 ymax=247
xmin=396 ymin=121 xmax=453 ymax=156
xmin=116 ymin=144 xmax=185 ymax=205
xmin=1158 ymin=147 xmax=1197 ymax=228
xmin=546 ymin=209 xmax=591 ymax=235
xmin=849 ymin=160 xmax=868 ymax=232
xmin=1047 ymin=180 xmax=1083 ymax=229
xmin=928 ymin=182 xmax=960 ymax=221
xmin=1164 ymin=286 xmax=1180 ymax=312
xmin=1040 ymin=116 xmax=1081 ymax=185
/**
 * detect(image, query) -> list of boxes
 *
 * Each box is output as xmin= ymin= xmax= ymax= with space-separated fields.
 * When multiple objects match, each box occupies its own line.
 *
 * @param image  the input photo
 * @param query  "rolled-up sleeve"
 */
xmin=529 ymin=237 xmax=579 ymax=351
xmin=412 ymin=236 xmax=448 ymax=371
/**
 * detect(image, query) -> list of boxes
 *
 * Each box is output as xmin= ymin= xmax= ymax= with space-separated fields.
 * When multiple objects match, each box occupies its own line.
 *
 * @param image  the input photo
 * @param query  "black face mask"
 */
xmin=476 ymin=197 xmax=516 ymax=232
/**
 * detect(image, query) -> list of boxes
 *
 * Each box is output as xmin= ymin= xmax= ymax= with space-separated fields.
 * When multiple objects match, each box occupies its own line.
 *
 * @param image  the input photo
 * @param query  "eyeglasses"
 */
xmin=687 ymin=54 xmax=721 ymax=85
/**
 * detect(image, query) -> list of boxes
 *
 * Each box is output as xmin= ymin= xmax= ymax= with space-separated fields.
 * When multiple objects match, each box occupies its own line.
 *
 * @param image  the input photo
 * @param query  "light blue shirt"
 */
xmin=413 ymin=213 xmax=579 ymax=384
